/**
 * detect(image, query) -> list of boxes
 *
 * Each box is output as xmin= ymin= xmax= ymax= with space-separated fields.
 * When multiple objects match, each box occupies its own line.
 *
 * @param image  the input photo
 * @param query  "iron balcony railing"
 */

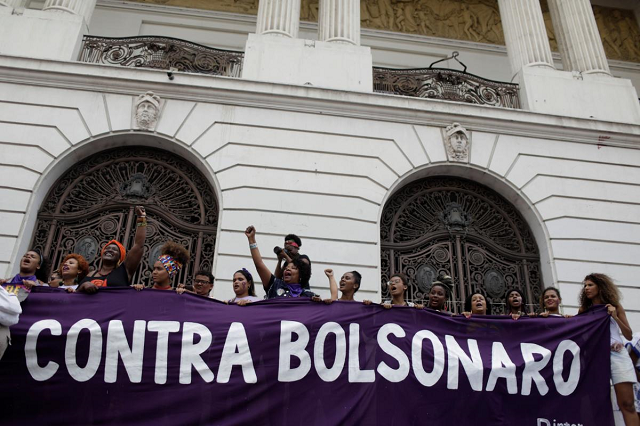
xmin=372 ymin=66 xmax=520 ymax=109
xmin=78 ymin=35 xmax=244 ymax=77
xmin=78 ymin=36 xmax=519 ymax=108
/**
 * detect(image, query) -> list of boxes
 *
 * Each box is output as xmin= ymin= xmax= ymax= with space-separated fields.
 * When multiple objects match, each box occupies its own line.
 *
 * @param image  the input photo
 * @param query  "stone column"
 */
xmin=43 ymin=0 xmax=97 ymax=25
xmin=547 ymin=0 xmax=610 ymax=75
xmin=497 ymin=0 xmax=555 ymax=75
xmin=256 ymin=0 xmax=301 ymax=38
xmin=318 ymin=0 xmax=360 ymax=45
xmin=0 ymin=0 xmax=24 ymax=7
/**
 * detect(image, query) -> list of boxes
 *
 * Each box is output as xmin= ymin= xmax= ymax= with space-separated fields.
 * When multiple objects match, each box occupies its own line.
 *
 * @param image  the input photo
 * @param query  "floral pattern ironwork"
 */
xmin=32 ymin=146 xmax=218 ymax=287
xmin=373 ymin=67 xmax=520 ymax=108
xmin=380 ymin=177 xmax=540 ymax=313
xmin=79 ymin=35 xmax=244 ymax=77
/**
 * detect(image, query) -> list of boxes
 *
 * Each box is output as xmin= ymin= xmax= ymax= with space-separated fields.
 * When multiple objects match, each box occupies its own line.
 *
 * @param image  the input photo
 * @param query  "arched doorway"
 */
xmin=380 ymin=176 xmax=541 ymax=314
xmin=30 ymin=146 xmax=218 ymax=286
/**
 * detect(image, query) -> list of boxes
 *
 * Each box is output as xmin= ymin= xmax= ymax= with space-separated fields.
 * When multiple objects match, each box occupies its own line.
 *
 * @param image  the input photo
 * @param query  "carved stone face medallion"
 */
xmin=445 ymin=122 xmax=469 ymax=162
xmin=134 ymin=91 xmax=162 ymax=130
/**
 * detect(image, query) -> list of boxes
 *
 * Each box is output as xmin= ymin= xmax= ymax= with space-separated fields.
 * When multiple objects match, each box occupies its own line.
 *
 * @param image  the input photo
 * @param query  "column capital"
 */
xmin=43 ymin=0 xmax=97 ymax=26
xmin=0 ymin=0 xmax=25 ymax=7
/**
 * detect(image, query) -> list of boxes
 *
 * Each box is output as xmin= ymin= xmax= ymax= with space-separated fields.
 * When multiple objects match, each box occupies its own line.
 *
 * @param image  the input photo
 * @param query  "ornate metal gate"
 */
xmin=380 ymin=177 xmax=541 ymax=314
xmin=31 ymin=146 xmax=218 ymax=287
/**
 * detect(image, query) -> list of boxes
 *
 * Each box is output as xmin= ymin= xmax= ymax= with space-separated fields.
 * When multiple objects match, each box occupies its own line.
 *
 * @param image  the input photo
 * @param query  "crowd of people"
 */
xmin=0 ymin=207 xmax=639 ymax=424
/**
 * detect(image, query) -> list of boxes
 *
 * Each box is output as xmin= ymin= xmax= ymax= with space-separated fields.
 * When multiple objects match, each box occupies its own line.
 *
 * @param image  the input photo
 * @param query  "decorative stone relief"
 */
xmin=444 ymin=122 xmax=469 ymax=162
xmin=134 ymin=91 xmax=162 ymax=131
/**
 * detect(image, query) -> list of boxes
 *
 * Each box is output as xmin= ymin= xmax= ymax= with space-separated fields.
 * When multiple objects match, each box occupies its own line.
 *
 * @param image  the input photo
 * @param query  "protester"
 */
xmin=462 ymin=291 xmax=491 ymax=318
xmin=274 ymin=234 xmax=310 ymax=280
xmin=133 ymin=241 xmax=190 ymax=291
xmin=579 ymin=273 xmax=639 ymax=426
xmin=538 ymin=287 xmax=569 ymax=318
xmin=228 ymin=269 xmax=261 ymax=305
xmin=77 ymin=206 xmax=147 ymax=293
xmin=192 ymin=270 xmax=214 ymax=296
xmin=0 ymin=249 xmax=49 ymax=292
xmin=427 ymin=280 xmax=450 ymax=311
xmin=624 ymin=334 xmax=640 ymax=420
xmin=0 ymin=285 xmax=21 ymax=360
xmin=245 ymin=225 xmax=316 ymax=299
xmin=505 ymin=288 xmax=528 ymax=320
xmin=50 ymin=254 xmax=89 ymax=292
xmin=364 ymin=273 xmax=421 ymax=308
xmin=323 ymin=268 xmax=360 ymax=302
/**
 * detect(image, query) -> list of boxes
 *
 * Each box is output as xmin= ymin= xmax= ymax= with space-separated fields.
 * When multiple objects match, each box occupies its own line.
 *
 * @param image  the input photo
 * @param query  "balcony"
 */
xmin=79 ymin=35 xmax=520 ymax=109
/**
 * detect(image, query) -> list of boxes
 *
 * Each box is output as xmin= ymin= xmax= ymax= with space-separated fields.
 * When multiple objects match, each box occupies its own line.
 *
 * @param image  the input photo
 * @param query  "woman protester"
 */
xmin=323 ymin=268 xmax=360 ymax=302
xmin=228 ymin=269 xmax=261 ymax=305
xmin=505 ymin=288 xmax=529 ymax=320
xmin=462 ymin=291 xmax=491 ymax=318
xmin=364 ymin=273 xmax=422 ymax=309
xmin=52 ymin=254 xmax=90 ymax=292
xmin=539 ymin=287 xmax=569 ymax=318
xmin=579 ymin=273 xmax=639 ymax=426
xmin=133 ymin=241 xmax=190 ymax=291
xmin=426 ymin=280 xmax=450 ymax=312
xmin=0 ymin=249 xmax=49 ymax=294
xmin=245 ymin=225 xmax=317 ymax=299
xmin=77 ymin=206 xmax=147 ymax=294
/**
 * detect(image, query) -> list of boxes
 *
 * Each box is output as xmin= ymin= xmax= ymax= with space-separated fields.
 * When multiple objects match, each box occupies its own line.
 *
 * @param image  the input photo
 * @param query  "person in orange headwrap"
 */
xmin=77 ymin=206 xmax=148 ymax=294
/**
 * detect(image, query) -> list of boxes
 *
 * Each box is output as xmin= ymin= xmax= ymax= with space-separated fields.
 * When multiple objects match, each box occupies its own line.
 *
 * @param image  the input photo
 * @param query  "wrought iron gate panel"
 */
xmin=32 ymin=146 xmax=218 ymax=287
xmin=381 ymin=177 xmax=541 ymax=313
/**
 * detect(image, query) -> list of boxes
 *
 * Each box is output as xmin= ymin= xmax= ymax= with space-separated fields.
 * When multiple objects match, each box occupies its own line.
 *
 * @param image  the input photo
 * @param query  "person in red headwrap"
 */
xmin=77 ymin=206 xmax=147 ymax=294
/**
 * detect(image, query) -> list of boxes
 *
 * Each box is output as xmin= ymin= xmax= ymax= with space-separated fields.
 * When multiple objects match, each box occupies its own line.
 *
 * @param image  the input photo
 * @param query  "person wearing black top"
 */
xmin=77 ymin=206 xmax=147 ymax=294
xmin=245 ymin=225 xmax=316 ymax=299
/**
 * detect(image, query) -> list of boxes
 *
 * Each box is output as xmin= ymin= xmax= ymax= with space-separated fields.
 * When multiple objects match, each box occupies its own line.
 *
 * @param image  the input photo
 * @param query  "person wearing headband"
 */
xmin=77 ymin=206 xmax=147 ymax=293
xmin=245 ymin=225 xmax=317 ymax=299
xmin=134 ymin=241 xmax=190 ymax=291
xmin=274 ymin=234 xmax=310 ymax=282
xmin=228 ymin=269 xmax=261 ymax=305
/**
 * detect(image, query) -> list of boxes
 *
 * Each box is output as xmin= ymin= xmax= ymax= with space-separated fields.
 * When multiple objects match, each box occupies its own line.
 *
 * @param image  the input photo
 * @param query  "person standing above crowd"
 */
xmin=579 ymin=273 xmax=639 ymax=426
xmin=77 ymin=206 xmax=147 ymax=294
xmin=274 ymin=234 xmax=310 ymax=280
xmin=51 ymin=254 xmax=89 ymax=292
xmin=462 ymin=291 xmax=491 ymax=318
xmin=324 ymin=268 xmax=360 ymax=302
xmin=134 ymin=241 xmax=190 ymax=291
xmin=245 ymin=225 xmax=316 ymax=299
xmin=228 ymin=269 xmax=261 ymax=305
xmin=0 ymin=249 xmax=49 ymax=293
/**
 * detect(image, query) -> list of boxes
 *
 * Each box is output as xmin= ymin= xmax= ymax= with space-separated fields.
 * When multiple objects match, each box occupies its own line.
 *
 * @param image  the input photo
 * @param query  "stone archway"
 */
xmin=31 ymin=145 xmax=218 ymax=286
xmin=380 ymin=176 xmax=541 ymax=314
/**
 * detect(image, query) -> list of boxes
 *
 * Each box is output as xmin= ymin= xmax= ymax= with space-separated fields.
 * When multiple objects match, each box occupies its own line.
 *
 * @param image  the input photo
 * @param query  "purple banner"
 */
xmin=1 ymin=288 xmax=612 ymax=426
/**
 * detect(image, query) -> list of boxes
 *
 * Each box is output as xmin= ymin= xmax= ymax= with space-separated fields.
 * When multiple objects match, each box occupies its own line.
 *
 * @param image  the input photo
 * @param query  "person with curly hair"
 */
xmin=133 ymin=241 xmax=190 ymax=291
xmin=51 ymin=254 xmax=90 ymax=292
xmin=244 ymin=225 xmax=317 ymax=299
xmin=579 ymin=273 xmax=638 ymax=426
xmin=462 ymin=290 xmax=492 ymax=318
xmin=427 ymin=280 xmax=450 ymax=312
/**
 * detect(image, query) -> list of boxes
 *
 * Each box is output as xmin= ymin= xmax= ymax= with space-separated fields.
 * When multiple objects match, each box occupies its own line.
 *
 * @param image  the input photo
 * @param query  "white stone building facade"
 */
xmin=0 ymin=0 xmax=639 ymax=327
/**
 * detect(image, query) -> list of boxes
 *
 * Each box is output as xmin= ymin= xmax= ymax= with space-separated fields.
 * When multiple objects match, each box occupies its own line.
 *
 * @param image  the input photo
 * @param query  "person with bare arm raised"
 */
xmin=245 ymin=225 xmax=317 ymax=299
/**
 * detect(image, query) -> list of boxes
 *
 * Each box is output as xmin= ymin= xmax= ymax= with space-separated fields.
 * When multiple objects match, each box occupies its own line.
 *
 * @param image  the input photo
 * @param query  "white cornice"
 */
xmin=0 ymin=54 xmax=638 ymax=147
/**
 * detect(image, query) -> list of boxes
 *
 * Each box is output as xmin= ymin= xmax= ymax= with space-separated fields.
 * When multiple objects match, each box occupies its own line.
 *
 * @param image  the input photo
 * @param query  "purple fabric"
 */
xmin=0 ymin=287 xmax=613 ymax=426
xmin=287 ymin=283 xmax=303 ymax=297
